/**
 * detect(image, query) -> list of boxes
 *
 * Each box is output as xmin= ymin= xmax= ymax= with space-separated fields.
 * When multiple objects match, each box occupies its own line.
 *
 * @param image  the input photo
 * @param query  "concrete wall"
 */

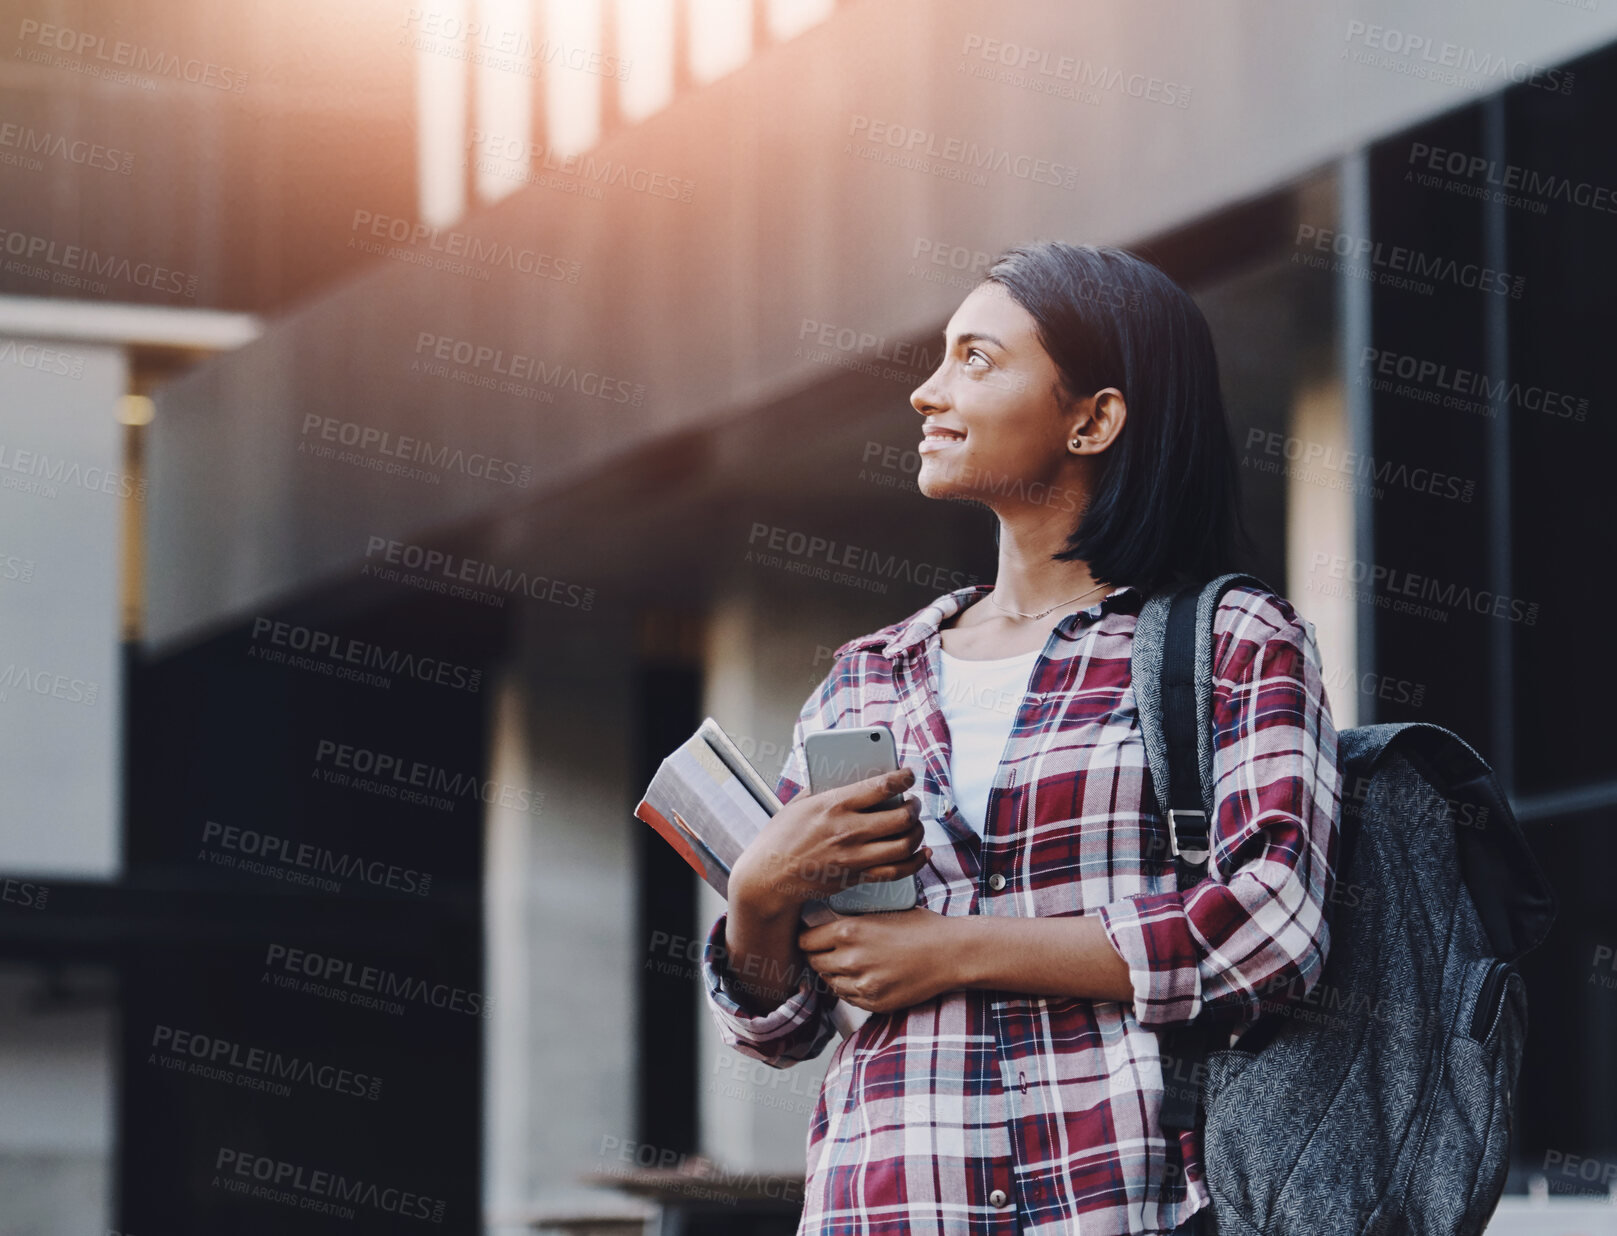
xmin=0 ymin=970 xmax=115 ymax=1236
xmin=483 ymin=601 xmax=639 ymax=1221
xmin=0 ymin=335 xmax=125 ymax=878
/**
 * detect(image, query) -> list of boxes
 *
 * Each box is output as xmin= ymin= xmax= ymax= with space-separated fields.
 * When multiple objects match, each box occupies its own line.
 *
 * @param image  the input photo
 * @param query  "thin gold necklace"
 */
xmin=986 ymin=579 xmax=1111 ymax=621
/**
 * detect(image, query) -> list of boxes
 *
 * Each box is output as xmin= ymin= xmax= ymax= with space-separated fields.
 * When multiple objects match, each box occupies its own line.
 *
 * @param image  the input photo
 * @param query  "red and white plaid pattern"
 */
xmin=704 ymin=583 xmax=1341 ymax=1235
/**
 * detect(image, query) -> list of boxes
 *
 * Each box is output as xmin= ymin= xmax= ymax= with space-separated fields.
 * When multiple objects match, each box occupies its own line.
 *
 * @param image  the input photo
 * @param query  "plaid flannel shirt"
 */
xmin=703 ymin=583 xmax=1341 ymax=1235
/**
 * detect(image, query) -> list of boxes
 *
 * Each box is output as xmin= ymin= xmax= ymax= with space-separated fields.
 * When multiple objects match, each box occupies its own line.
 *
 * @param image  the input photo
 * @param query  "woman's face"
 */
xmin=909 ymin=281 xmax=1085 ymax=508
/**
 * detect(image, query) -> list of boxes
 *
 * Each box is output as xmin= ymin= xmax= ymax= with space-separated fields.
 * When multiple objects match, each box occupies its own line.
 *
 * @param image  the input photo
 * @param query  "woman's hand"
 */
xmin=729 ymin=768 xmax=931 ymax=921
xmin=798 ymin=907 xmax=962 ymax=1014
xmin=799 ymin=910 xmax=1137 ymax=1013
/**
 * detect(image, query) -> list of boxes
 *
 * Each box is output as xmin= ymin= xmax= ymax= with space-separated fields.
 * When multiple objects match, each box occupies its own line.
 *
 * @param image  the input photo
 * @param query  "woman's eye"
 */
xmin=964 ymin=349 xmax=989 ymax=369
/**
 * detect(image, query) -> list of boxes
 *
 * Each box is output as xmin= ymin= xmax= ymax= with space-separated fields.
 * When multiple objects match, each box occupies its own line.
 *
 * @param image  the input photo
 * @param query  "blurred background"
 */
xmin=1 ymin=0 xmax=1615 ymax=1232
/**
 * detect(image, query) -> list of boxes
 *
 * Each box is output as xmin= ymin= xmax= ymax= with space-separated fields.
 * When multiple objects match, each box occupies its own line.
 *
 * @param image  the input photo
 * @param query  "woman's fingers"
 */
xmin=837 ymin=795 xmax=921 ymax=843
xmin=855 ymin=847 xmax=931 ymax=883
xmin=804 ymin=952 xmax=844 ymax=979
xmin=797 ymin=921 xmax=844 ymax=954
xmin=832 ymin=767 xmax=916 ymax=813
xmin=846 ymin=824 xmax=924 ymax=867
xmin=836 ymin=812 xmax=923 ymax=863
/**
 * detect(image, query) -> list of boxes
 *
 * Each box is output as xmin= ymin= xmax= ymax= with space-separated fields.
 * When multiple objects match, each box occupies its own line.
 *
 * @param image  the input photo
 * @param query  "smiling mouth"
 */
xmin=919 ymin=427 xmax=966 ymax=452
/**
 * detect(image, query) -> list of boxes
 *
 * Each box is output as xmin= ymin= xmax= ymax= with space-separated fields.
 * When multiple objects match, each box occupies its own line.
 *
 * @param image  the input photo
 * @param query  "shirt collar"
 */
xmin=875 ymin=582 xmax=1144 ymax=662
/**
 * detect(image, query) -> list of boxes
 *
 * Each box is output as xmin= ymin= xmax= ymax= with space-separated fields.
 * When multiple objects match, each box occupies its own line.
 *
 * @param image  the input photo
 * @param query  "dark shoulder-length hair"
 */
xmin=984 ymin=241 xmax=1245 ymax=596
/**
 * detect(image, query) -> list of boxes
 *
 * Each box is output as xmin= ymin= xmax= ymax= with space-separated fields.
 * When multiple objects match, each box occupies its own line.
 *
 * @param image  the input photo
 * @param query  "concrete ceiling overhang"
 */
xmin=144 ymin=0 xmax=1617 ymax=652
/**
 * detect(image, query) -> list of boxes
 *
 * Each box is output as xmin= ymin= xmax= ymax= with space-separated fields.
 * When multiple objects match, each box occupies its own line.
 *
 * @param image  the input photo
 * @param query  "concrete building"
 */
xmin=3 ymin=1 xmax=1615 ymax=1232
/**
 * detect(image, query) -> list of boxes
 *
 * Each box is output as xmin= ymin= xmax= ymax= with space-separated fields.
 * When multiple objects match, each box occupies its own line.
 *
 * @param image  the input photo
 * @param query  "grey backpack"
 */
xmin=1131 ymin=573 xmax=1556 ymax=1236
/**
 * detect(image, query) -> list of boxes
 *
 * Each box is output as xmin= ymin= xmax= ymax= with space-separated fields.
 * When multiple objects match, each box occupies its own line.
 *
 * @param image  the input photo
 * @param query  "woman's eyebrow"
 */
xmin=943 ymin=330 xmax=1008 ymax=349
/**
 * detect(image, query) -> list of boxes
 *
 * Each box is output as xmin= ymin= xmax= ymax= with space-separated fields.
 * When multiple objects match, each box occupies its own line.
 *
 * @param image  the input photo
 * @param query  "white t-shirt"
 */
xmin=935 ymin=646 xmax=1040 ymax=837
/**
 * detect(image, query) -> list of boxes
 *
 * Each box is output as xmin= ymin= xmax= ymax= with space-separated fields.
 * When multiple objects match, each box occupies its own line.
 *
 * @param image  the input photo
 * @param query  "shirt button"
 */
xmin=987 ymin=873 xmax=1006 ymax=892
xmin=989 ymin=1189 xmax=1009 ymax=1208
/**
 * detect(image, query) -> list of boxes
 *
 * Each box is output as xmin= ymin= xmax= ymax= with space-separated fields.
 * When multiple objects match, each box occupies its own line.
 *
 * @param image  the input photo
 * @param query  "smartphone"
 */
xmin=804 ymin=724 xmax=920 ymax=914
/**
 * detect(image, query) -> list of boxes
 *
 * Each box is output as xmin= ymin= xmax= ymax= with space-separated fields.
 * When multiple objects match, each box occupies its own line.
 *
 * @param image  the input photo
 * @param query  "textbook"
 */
xmin=634 ymin=717 xmax=868 ymax=1038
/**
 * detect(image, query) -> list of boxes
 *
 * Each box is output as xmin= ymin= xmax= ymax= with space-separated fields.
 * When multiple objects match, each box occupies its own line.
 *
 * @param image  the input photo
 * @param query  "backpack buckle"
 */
xmin=1168 ymin=809 xmax=1210 ymax=865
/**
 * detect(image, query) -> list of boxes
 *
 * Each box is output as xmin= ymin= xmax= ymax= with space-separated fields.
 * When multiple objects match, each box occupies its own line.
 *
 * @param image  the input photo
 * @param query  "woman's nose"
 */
xmin=911 ymin=376 xmax=945 ymax=415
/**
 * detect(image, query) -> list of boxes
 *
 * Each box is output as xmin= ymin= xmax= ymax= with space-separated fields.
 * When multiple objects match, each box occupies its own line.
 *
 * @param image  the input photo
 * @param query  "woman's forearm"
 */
xmin=951 ymin=914 xmax=1136 ymax=1003
xmin=718 ymin=769 xmax=928 ymax=1015
xmin=721 ymin=886 xmax=813 ymax=1014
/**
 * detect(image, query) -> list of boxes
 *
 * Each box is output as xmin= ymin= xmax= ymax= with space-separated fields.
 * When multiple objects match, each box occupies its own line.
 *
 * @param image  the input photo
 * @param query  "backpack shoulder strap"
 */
xmin=1133 ymin=572 xmax=1269 ymax=1133
xmin=1162 ymin=584 xmax=1211 ymax=878
xmin=1133 ymin=572 xmax=1269 ymax=879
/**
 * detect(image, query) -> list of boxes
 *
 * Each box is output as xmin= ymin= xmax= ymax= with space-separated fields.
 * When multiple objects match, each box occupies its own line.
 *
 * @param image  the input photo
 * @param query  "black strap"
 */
xmin=1157 ymin=584 xmax=1214 ymax=1133
xmin=1162 ymin=586 xmax=1210 ymax=884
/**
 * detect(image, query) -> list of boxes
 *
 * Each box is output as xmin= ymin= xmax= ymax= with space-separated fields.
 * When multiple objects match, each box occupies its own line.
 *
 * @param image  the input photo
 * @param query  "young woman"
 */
xmin=702 ymin=242 xmax=1341 ymax=1236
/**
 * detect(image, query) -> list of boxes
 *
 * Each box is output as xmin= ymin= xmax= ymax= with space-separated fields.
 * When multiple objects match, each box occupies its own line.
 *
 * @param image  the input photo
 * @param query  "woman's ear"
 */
xmin=1067 ymin=388 xmax=1128 ymax=456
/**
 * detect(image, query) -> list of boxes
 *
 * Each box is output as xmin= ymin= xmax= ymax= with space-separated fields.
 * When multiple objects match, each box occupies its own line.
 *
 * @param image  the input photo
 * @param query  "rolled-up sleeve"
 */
xmin=702 ymin=912 xmax=838 ymax=1066
xmin=1096 ymin=597 xmax=1341 ymax=1029
xmin=700 ymin=710 xmax=839 ymax=1066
